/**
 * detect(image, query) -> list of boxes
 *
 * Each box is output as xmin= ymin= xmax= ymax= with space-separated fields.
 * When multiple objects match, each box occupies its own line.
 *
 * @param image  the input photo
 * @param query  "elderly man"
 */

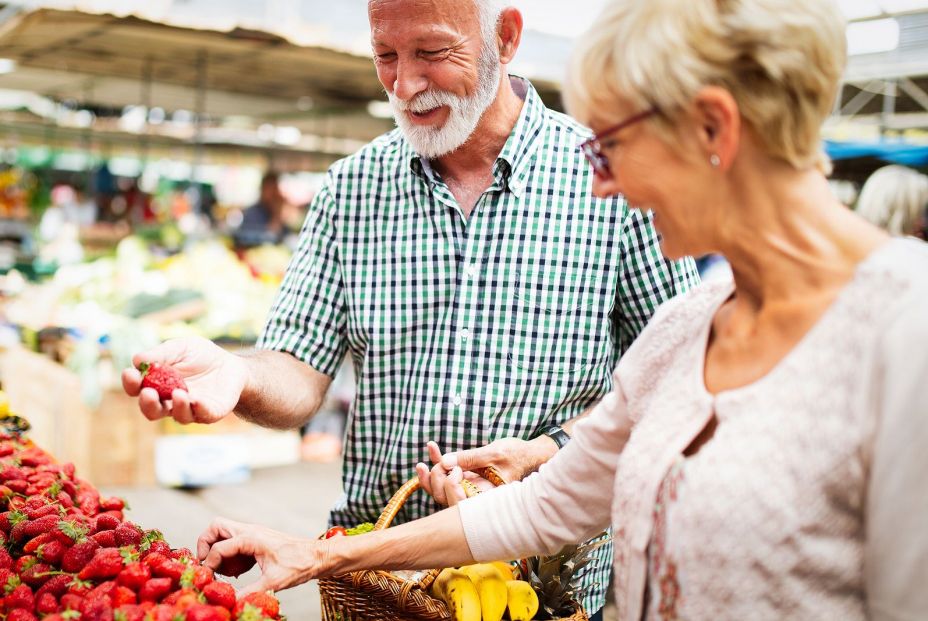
xmin=123 ymin=0 xmax=698 ymax=617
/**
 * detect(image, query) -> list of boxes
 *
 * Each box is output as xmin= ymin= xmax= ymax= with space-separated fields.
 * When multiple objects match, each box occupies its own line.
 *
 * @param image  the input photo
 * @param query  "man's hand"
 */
xmin=415 ymin=436 xmax=558 ymax=506
xmin=197 ymin=517 xmax=319 ymax=595
xmin=122 ymin=336 xmax=249 ymax=425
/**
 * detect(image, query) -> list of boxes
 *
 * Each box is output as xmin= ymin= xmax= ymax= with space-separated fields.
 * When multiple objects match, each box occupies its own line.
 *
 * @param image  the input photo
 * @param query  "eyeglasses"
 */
xmin=579 ymin=108 xmax=657 ymax=179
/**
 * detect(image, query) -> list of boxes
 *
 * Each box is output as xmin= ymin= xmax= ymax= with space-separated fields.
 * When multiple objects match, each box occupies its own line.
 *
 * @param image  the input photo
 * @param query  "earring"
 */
xmin=710 ymin=154 xmax=721 ymax=167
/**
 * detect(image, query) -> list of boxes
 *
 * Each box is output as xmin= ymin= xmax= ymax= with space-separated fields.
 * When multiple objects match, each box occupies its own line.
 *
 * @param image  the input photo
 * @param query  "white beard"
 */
xmin=388 ymin=50 xmax=502 ymax=159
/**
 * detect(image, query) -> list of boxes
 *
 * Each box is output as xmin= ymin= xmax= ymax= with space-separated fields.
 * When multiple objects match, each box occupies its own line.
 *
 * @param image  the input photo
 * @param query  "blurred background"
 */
xmin=0 ymin=1 xmax=926 ymax=618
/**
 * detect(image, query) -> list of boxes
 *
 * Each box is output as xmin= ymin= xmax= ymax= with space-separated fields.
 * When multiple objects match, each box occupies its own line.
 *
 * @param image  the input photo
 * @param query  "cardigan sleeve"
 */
xmin=865 ymin=288 xmax=928 ymax=620
xmin=458 ymin=377 xmax=633 ymax=562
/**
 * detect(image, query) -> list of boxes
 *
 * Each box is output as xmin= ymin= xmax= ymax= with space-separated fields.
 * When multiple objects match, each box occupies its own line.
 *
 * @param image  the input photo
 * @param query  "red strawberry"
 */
xmin=100 ymin=497 xmax=126 ymax=512
xmin=185 ymin=603 xmax=230 ymax=621
xmin=114 ymin=522 xmax=143 ymax=548
xmin=117 ymin=561 xmax=151 ymax=591
xmin=0 ymin=466 xmax=27 ymax=482
xmin=21 ymin=561 xmax=54 ymax=587
xmin=15 ymin=554 xmax=37 ymax=574
xmin=144 ymin=553 xmax=185 ymax=583
xmin=35 ymin=573 xmax=71 ymax=599
xmin=23 ymin=531 xmax=56 ymax=553
xmin=137 ymin=577 xmax=172 ymax=603
xmin=212 ymin=552 xmax=255 ymax=578
xmin=86 ymin=579 xmax=117 ymax=603
xmin=114 ymin=604 xmax=147 ymax=621
xmin=138 ymin=362 xmax=188 ymax=401
xmin=93 ymin=530 xmax=118 ymax=548
xmin=60 ymin=592 xmax=84 ymax=610
xmin=78 ymin=548 xmax=124 ymax=580
xmin=170 ymin=547 xmax=195 ymax=562
xmin=6 ymin=583 xmax=35 ymax=610
xmin=163 ymin=587 xmax=201 ymax=609
xmin=54 ymin=520 xmax=89 ymax=545
xmin=25 ymin=503 xmax=60 ymax=520
xmin=112 ymin=585 xmax=137 ymax=607
xmin=37 ymin=539 xmax=66 ymax=565
xmin=36 ymin=591 xmax=59 ymax=614
xmin=143 ymin=540 xmax=171 ymax=558
xmin=6 ymin=480 xmax=27 ymax=494
xmin=80 ymin=596 xmax=115 ymax=621
xmin=6 ymin=609 xmax=38 ymax=621
xmin=201 ymin=581 xmax=236 ymax=610
xmin=180 ymin=565 xmax=214 ymax=591
xmin=62 ymin=538 xmax=101 ymax=572
xmin=0 ymin=545 xmax=12 ymax=570
xmin=20 ymin=514 xmax=59 ymax=539
xmin=149 ymin=604 xmax=179 ymax=621
xmin=92 ymin=513 xmax=121 ymax=533
xmin=233 ymin=592 xmax=279 ymax=618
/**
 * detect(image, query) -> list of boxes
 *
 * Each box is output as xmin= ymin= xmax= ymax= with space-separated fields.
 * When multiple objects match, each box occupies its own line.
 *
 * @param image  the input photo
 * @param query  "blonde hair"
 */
xmin=565 ymin=0 xmax=847 ymax=170
xmin=856 ymin=165 xmax=928 ymax=236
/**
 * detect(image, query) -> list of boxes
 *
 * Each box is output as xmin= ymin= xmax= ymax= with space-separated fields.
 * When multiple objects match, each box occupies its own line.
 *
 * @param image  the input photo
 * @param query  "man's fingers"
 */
xmin=430 ymin=462 xmax=450 ymax=505
xmin=132 ymin=340 xmax=186 ymax=369
xmin=203 ymin=536 xmax=250 ymax=573
xmin=442 ymin=445 xmax=494 ymax=471
xmin=138 ymin=388 xmax=169 ymax=421
xmin=122 ymin=368 xmax=142 ymax=397
xmin=197 ymin=517 xmax=247 ymax=561
xmin=170 ymin=389 xmax=194 ymax=425
xmin=238 ymin=575 xmax=274 ymax=597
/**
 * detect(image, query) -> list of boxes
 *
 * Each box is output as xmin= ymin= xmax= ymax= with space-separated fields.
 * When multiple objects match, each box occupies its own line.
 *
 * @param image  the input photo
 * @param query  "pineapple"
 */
xmin=523 ymin=535 xmax=611 ymax=619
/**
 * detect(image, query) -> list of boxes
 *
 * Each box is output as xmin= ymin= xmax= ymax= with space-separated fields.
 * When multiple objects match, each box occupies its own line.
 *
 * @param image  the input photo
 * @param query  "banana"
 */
xmin=460 ymin=564 xmax=508 ymax=621
xmin=490 ymin=560 xmax=517 ymax=581
xmin=431 ymin=568 xmax=481 ymax=621
xmin=506 ymin=580 xmax=540 ymax=621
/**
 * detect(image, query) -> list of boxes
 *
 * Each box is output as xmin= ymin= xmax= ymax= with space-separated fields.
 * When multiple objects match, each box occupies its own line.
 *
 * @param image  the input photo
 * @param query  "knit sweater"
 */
xmin=459 ymin=238 xmax=928 ymax=620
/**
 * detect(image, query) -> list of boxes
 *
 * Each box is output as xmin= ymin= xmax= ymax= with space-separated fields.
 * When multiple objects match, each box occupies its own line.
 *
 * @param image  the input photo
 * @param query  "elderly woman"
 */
xmin=198 ymin=0 xmax=928 ymax=618
xmin=856 ymin=165 xmax=928 ymax=238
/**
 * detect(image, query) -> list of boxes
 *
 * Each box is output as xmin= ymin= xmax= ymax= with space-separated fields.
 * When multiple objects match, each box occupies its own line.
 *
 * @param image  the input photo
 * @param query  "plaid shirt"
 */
xmin=259 ymin=77 xmax=699 ymax=612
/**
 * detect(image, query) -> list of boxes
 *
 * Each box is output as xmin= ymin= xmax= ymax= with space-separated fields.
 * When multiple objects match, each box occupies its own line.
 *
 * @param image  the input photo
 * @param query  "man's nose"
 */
xmin=393 ymin=59 xmax=428 ymax=101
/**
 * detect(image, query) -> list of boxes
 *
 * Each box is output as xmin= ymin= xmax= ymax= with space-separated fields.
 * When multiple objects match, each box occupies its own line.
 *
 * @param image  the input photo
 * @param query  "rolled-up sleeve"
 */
xmin=257 ymin=181 xmax=347 ymax=377
xmin=459 ymin=380 xmax=632 ymax=562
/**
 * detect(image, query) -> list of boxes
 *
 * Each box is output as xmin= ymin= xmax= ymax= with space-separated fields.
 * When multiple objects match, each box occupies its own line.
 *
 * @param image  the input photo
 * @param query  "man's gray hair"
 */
xmin=478 ymin=0 xmax=505 ymax=45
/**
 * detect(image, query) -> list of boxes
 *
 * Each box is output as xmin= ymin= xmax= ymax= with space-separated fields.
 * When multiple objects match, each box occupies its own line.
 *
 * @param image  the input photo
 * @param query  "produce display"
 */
xmin=430 ymin=563 xmax=538 ymax=621
xmin=0 ymin=402 xmax=284 ymax=621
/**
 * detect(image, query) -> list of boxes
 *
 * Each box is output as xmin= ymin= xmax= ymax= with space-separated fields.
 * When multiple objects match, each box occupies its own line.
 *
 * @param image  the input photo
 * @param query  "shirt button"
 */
xmin=465 ymin=263 xmax=478 ymax=278
xmin=459 ymin=328 xmax=470 ymax=340
xmin=453 ymin=395 xmax=463 ymax=407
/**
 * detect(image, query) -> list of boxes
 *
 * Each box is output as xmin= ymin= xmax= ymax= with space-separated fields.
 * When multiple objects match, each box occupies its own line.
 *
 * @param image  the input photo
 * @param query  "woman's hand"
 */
xmin=197 ymin=517 xmax=323 ymax=595
xmin=415 ymin=437 xmax=558 ymax=506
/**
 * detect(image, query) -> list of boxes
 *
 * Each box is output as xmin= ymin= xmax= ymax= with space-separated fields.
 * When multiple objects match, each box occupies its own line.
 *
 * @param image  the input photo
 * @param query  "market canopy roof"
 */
xmin=0 ymin=4 xmax=564 ymax=122
xmin=824 ymin=138 xmax=928 ymax=166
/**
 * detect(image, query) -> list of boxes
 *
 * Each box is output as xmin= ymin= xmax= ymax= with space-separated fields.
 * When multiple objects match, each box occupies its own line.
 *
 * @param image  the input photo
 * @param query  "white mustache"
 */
xmin=389 ymin=89 xmax=459 ymax=113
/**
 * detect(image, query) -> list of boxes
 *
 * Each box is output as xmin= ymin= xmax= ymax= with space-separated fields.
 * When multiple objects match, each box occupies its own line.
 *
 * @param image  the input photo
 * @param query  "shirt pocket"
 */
xmin=506 ymin=265 xmax=612 ymax=373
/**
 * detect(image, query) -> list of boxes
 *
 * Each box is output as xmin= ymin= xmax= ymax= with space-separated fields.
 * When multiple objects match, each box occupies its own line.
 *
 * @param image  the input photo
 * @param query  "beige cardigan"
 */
xmin=460 ymin=238 xmax=928 ymax=620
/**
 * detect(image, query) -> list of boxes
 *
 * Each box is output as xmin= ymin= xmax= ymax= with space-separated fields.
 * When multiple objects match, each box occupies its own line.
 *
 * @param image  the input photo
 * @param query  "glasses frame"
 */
xmin=580 ymin=107 xmax=658 ymax=179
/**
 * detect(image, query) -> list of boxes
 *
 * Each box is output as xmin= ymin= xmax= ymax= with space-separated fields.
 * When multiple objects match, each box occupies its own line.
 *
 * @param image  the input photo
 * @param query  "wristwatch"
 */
xmin=540 ymin=425 xmax=571 ymax=449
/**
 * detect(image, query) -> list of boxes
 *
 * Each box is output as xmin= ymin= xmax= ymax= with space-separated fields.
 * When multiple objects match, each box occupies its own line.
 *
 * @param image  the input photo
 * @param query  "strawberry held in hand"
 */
xmin=138 ymin=362 xmax=188 ymax=402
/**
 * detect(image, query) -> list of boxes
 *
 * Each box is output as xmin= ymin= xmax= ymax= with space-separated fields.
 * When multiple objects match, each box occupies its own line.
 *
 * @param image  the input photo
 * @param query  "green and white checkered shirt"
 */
xmin=259 ymin=77 xmax=698 ymax=612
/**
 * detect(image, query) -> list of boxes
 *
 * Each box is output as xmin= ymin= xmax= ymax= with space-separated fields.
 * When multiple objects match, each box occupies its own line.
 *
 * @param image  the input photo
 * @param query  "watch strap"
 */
xmin=541 ymin=425 xmax=571 ymax=449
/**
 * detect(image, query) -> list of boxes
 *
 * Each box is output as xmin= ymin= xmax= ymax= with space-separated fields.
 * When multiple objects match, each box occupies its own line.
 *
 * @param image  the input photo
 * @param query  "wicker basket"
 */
xmin=318 ymin=468 xmax=588 ymax=621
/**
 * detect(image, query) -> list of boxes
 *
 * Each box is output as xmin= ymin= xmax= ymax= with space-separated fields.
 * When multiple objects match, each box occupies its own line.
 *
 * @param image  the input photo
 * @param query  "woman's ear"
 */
xmin=692 ymin=86 xmax=740 ymax=171
xmin=497 ymin=8 xmax=523 ymax=64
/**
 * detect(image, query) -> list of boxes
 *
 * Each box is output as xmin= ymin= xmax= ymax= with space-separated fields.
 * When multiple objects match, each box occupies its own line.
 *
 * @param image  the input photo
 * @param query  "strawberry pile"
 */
xmin=0 ymin=433 xmax=282 ymax=621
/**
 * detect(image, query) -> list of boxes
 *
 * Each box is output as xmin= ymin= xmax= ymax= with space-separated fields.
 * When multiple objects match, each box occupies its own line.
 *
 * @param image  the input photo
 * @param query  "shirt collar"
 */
xmin=405 ymin=75 xmax=547 ymax=196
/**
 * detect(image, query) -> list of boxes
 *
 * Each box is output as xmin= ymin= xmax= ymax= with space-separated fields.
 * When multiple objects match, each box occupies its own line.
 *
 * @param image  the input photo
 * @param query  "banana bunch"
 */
xmin=431 ymin=562 xmax=539 ymax=621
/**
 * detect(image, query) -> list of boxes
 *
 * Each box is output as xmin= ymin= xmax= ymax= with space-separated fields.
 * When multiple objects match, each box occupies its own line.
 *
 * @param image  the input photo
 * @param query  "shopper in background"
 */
xmin=123 ymin=0 xmax=699 ymax=617
xmin=195 ymin=0 xmax=928 ymax=619
xmin=856 ymin=164 xmax=928 ymax=239
xmin=233 ymin=171 xmax=288 ymax=247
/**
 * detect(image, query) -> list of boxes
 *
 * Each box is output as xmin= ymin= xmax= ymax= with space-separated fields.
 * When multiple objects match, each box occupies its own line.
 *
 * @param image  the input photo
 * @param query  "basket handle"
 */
xmin=374 ymin=466 xmax=506 ymax=531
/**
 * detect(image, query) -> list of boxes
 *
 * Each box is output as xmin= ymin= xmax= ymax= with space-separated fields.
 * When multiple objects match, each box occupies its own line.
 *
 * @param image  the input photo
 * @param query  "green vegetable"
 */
xmin=346 ymin=522 xmax=375 ymax=536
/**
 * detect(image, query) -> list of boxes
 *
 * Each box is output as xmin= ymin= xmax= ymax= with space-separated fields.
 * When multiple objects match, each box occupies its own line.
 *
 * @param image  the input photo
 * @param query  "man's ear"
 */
xmin=692 ymin=86 xmax=740 ymax=171
xmin=497 ymin=8 xmax=523 ymax=64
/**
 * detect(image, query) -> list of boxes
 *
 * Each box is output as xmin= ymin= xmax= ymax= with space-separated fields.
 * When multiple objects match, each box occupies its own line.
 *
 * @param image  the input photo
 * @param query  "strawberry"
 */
xmin=92 ymin=513 xmax=121 ymax=534
xmin=86 ymin=579 xmax=117 ymax=603
xmin=149 ymin=604 xmax=179 ymax=621
xmin=6 ymin=480 xmax=28 ymax=494
xmin=233 ymin=592 xmax=279 ymax=618
xmin=163 ymin=587 xmax=202 ymax=609
xmin=137 ymin=577 xmax=172 ymax=603
xmin=114 ymin=522 xmax=143 ymax=548
xmin=62 ymin=538 xmax=101 ymax=572
xmin=35 ymin=573 xmax=71 ymax=598
xmin=0 ymin=466 xmax=27 ymax=482
xmin=15 ymin=554 xmax=37 ymax=574
xmin=114 ymin=604 xmax=147 ymax=621
xmin=54 ymin=520 xmax=89 ymax=545
xmin=143 ymin=540 xmax=171 ymax=559
xmin=180 ymin=565 xmax=214 ymax=591
xmin=170 ymin=547 xmax=195 ymax=562
xmin=20 ymin=561 xmax=53 ymax=587
xmin=201 ymin=581 xmax=236 ymax=610
xmin=36 ymin=591 xmax=59 ymax=615
xmin=100 ymin=497 xmax=126 ymax=512
xmin=6 ymin=583 xmax=35 ymax=610
xmin=0 ymin=545 xmax=12 ymax=570
xmin=185 ymin=603 xmax=231 ymax=621
xmin=113 ymin=585 xmax=137 ymax=607
xmin=23 ymin=531 xmax=56 ymax=553
xmin=37 ymin=538 xmax=66 ymax=564
xmin=78 ymin=548 xmax=124 ymax=580
xmin=24 ymin=513 xmax=63 ymax=538
xmin=145 ymin=553 xmax=185 ymax=583
xmin=93 ymin=529 xmax=118 ymax=548
xmin=212 ymin=552 xmax=255 ymax=578
xmin=60 ymin=592 xmax=84 ymax=611
xmin=67 ymin=577 xmax=93 ymax=597
xmin=25 ymin=502 xmax=60 ymax=521
xmin=6 ymin=609 xmax=38 ymax=621
xmin=117 ymin=561 xmax=151 ymax=591
xmin=138 ymin=362 xmax=188 ymax=402
xmin=80 ymin=596 xmax=115 ymax=621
